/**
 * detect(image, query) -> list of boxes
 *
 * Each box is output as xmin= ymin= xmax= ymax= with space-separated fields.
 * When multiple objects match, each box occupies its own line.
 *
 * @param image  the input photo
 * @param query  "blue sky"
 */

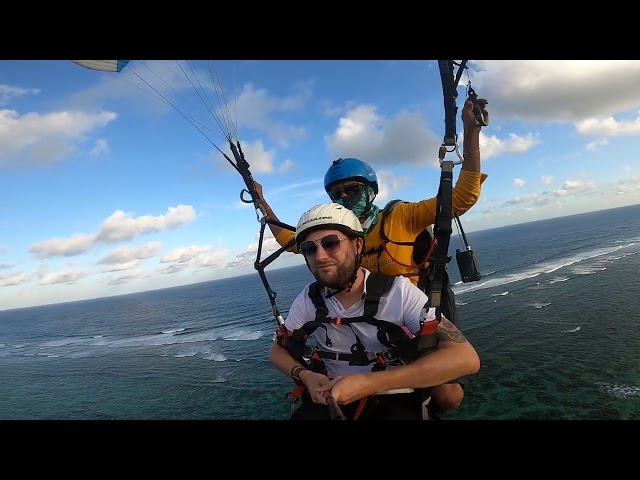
xmin=1 ymin=60 xmax=639 ymax=310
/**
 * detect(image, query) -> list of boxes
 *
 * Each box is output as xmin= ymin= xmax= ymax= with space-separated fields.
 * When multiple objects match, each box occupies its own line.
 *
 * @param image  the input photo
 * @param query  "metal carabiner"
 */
xmin=438 ymin=142 xmax=464 ymax=165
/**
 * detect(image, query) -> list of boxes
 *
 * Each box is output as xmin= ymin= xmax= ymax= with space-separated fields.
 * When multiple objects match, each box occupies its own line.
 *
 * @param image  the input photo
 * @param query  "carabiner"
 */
xmin=438 ymin=142 xmax=464 ymax=165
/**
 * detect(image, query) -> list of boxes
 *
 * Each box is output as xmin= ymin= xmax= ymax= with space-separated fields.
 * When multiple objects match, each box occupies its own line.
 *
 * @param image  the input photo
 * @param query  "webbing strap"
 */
xmin=438 ymin=60 xmax=459 ymax=147
xmin=428 ymin=161 xmax=454 ymax=310
xmin=364 ymin=273 xmax=395 ymax=317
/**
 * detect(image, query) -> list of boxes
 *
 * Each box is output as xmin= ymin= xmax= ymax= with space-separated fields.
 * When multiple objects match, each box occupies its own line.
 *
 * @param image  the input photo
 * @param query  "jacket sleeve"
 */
xmin=451 ymin=169 xmax=488 ymax=215
xmin=392 ymin=169 xmax=488 ymax=235
xmin=275 ymin=228 xmax=300 ymax=254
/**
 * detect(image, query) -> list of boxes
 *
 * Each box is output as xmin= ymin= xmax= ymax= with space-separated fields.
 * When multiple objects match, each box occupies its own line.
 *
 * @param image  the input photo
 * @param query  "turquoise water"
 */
xmin=1 ymin=204 xmax=639 ymax=420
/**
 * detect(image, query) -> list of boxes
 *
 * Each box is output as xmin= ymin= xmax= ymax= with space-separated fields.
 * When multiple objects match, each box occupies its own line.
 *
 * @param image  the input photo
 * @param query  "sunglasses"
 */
xmin=328 ymin=184 xmax=364 ymax=202
xmin=300 ymin=234 xmax=350 ymax=258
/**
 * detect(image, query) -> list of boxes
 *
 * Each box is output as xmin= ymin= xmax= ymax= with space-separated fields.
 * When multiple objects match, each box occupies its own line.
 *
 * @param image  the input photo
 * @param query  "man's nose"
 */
xmin=315 ymin=243 xmax=330 ymax=259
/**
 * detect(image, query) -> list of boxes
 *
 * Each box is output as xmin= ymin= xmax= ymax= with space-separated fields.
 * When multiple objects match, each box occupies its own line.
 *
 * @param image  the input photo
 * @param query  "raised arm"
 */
xmin=395 ymin=98 xmax=489 ymax=230
xmin=460 ymin=98 xmax=487 ymax=174
xmin=254 ymin=181 xmax=298 ymax=252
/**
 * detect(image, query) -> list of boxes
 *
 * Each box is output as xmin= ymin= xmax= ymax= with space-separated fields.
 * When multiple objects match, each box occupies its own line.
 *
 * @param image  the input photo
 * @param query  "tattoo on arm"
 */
xmin=436 ymin=318 xmax=467 ymax=343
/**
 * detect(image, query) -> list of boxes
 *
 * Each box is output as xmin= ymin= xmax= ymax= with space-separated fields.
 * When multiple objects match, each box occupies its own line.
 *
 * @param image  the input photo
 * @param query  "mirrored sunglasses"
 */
xmin=300 ymin=234 xmax=349 ymax=257
xmin=328 ymin=184 xmax=364 ymax=202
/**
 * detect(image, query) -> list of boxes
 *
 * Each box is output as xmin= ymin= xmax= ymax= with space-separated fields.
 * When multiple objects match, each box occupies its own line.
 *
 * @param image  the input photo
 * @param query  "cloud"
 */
xmin=0 ymin=109 xmax=118 ymax=168
xmin=514 ymin=178 xmax=526 ymax=187
xmin=479 ymin=132 xmax=541 ymax=160
xmin=29 ymin=206 xmax=196 ymax=259
xmin=0 ymin=271 xmax=30 ymax=287
xmin=225 ymin=230 xmax=292 ymax=269
xmin=108 ymin=268 xmax=144 ymax=285
xmin=0 ymin=84 xmax=40 ymax=107
xmin=159 ymin=245 xmax=229 ymax=274
xmin=577 ymin=117 xmax=640 ymax=137
xmin=325 ymin=105 xmax=440 ymax=167
xmin=39 ymin=270 xmax=89 ymax=285
xmin=97 ymin=241 xmax=163 ymax=272
xmin=325 ymin=103 xmax=540 ymax=169
xmin=215 ymin=139 xmax=278 ymax=175
xmin=540 ymin=176 xmax=554 ymax=185
xmin=29 ymin=233 xmax=97 ymax=259
xmin=89 ymin=138 xmax=109 ymax=157
xmin=95 ymin=205 xmax=196 ymax=243
xmin=376 ymin=170 xmax=413 ymax=203
xmin=230 ymin=81 xmax=311 ymax=148
xmin=472 ymin=60 xmax=640 ymax=125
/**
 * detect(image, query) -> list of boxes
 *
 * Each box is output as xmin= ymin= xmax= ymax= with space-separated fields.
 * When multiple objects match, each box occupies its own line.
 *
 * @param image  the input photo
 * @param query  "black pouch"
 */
xmin=456 ymin=247 xmax=481 ymax=283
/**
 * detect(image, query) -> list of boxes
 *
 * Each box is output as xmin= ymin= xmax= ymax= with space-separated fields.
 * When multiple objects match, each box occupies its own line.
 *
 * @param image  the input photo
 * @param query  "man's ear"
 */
xmin=355 ymin=236 xmax=364 ymax=255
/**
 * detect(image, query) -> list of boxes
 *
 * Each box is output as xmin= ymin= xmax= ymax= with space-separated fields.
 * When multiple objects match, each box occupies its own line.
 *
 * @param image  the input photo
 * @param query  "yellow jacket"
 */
xmin=275 ymin=169 xmax=488 ymax=287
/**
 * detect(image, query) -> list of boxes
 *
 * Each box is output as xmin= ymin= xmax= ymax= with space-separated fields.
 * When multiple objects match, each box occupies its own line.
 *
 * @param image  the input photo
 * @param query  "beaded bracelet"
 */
xmin=290 ymin=365 xmax=310 ymax=386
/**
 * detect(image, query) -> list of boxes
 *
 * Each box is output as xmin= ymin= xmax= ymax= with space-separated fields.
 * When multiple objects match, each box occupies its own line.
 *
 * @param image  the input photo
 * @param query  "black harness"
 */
xmin=278 ymin=272 xmax=439 ymax=377
xmin=374 ymin=199 xmax=460 ymax=326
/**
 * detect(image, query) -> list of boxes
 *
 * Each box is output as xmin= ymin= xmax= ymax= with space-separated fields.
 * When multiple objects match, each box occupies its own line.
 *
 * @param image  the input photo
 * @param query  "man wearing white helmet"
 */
xmin=257 ymin=98 xmax=488 ymax=416
xmin=268 ymin=203 xmax=480 ymax=420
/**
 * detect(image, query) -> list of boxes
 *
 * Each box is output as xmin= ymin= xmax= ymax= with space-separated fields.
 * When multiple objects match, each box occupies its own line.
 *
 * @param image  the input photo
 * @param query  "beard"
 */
xmin=311 ymin=246 xmax=358 ymax=290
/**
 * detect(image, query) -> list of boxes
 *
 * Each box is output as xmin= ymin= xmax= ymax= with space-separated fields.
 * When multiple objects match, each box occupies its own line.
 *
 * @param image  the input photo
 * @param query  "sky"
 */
xmin=1 ymin=59 xmax=639 ymax=311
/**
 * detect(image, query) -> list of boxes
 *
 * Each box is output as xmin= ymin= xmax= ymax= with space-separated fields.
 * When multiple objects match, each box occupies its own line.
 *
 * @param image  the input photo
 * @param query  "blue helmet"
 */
xmin=324 ymin=158 xmax=379 ymax=194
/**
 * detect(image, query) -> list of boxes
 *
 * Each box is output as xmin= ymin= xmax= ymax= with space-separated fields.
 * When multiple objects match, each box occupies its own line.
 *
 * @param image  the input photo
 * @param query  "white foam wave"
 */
xmin=548 ymin=277 xmax=569 ymax=284
xmin=531 ymin=302 xmax=551 ymax=309
xmin=203 ymin=352 xmax=227 ymax=361
xmin=453 ymin=242 xmax=637 ymax=296
xmin=595 ymin=381 xmax=640 ymax=399
xmin=223 ymin=330 xmax=265 ymax=341
xmin=562 ymin=326 xmax=580 ymax=333
xmin=161 ymin=327 xmax=186 ymax=334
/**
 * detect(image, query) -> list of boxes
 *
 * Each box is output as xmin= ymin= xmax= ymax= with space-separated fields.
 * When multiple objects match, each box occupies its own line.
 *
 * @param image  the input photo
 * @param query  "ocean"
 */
xmin=1 ymin=204 xmax=639 ymax=421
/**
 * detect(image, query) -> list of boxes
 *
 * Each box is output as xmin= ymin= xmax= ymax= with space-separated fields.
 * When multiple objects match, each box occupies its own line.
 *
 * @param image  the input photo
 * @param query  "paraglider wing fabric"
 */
xmin=71 ymin=60 xmax=130 ymax=72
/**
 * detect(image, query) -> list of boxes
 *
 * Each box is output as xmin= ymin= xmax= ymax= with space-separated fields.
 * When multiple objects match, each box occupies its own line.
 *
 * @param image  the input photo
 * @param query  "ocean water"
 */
xmin=1 ymin=204 xmax=639 ymax=420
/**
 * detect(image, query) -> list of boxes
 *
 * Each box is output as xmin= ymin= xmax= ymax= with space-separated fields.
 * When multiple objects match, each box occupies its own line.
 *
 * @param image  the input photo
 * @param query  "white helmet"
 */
xmin=295 ymin=203 xmax=364 ymax=245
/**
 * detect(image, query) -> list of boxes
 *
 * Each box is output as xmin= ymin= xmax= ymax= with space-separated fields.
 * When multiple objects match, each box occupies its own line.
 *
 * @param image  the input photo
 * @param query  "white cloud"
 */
xmin=29 ymin=206 xmax=196 ymax=259
xmin=540 ymin=176 xmax=554 ymax=185
xmin=0 ymin=84 xmax=40 ymax=107
xmin=0 ymin=109 xmax=117 ymax=168
xmin=473 ymin=60 xmax=640 ymax=124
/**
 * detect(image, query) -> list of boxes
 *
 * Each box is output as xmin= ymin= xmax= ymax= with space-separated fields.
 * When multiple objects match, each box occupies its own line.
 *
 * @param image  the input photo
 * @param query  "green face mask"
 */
xmin=335 ymin=185 xmax=376 ymax=219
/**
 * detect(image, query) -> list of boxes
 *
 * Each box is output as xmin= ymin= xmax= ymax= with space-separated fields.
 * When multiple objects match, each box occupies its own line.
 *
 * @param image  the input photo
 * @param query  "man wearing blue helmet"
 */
xmin=255 ymin=98 xmax=488 ymax=417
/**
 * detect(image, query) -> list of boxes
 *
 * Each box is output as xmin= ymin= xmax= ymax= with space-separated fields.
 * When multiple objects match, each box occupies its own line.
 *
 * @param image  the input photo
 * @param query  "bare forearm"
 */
xmin=268 ymin=340 xmax=302 ymax=377
xmin=364 ymin=318 xmax=480 ymax=393
xmin=462 ymin=129 xmax=481 ymax=173
xmin=366 ymin=342 xmax=480 ymax=392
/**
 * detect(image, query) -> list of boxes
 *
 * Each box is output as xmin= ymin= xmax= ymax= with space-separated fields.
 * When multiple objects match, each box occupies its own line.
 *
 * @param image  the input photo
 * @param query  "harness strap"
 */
xmin=428 ymin=160 xmax=454 ymax=313
xmin=313 ymin=347 xmax=406 ymax=365
xmin=364 ymin=273 xmax=395 ymax=317
xmin=375 ymin=200 xmax=428 ymax=271
xmin=438 ymin=60 xmax=461 ymax=147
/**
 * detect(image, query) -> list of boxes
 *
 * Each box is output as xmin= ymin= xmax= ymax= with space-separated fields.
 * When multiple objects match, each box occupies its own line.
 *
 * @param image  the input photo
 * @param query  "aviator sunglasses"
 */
xmin=300 ymin=234 xmax=349 ymax=257
xmin=328 ymin=183 xmax=364 ymax=202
